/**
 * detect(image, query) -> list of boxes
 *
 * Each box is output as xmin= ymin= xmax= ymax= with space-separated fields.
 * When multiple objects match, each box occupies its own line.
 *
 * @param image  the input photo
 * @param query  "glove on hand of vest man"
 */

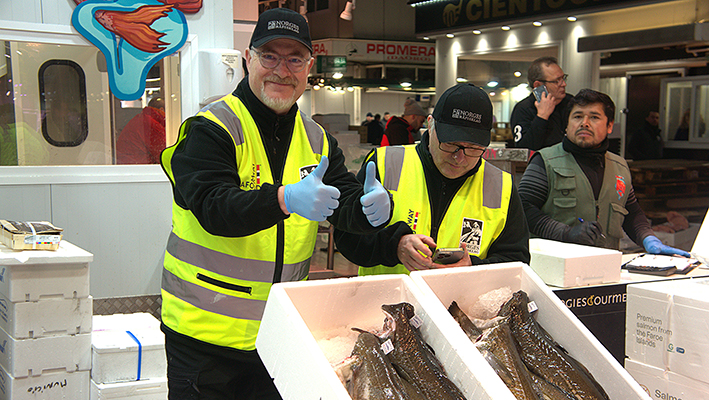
xmin=565 ymin=220 xmax=602 ymax=245
xmin=284 ymin=156 xmax=340 ymax=222
xmin=360 ymin=161 xmax=391 ymax=227
xmin=643 ymin=235 xmax=691 ymax=258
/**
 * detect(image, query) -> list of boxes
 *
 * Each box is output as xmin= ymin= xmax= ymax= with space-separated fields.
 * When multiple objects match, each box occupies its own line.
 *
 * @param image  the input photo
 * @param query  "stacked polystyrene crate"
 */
xmin=0 ymin=240 xmax=93 ymax=400
xmin=90 ymin=312 xmax=167 ymax=400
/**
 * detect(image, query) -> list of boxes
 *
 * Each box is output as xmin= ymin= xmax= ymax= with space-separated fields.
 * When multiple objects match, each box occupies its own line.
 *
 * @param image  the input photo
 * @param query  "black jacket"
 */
xmin=511 ymin=93 xmax=573 ymax=151
xmin=334 ymin=132 xmax=530 ymax=267
xmin=382 ymin=116 xmax=414 ymax=146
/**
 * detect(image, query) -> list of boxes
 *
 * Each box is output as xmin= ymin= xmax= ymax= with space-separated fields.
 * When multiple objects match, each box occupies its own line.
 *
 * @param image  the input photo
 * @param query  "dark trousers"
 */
xmin=165 ymin=334 xmax=282 ymax=400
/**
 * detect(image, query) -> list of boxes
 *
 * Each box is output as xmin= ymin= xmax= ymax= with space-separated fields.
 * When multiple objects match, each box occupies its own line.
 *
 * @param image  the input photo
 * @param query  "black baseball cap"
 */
xmin=250 ymin=8 xmax=313 ymax=53
xmin=432 ymin=83 xmax=493 ymax=147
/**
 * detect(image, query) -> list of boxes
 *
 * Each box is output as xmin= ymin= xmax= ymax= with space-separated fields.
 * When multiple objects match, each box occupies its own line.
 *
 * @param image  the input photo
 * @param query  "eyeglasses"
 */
xmin=251 ymin=49 xmax=311 ymax=73
xmin=540 ymin=74 xmax=569 ymax=85
xmin=438 ymin=142 xmax=486 ymax=157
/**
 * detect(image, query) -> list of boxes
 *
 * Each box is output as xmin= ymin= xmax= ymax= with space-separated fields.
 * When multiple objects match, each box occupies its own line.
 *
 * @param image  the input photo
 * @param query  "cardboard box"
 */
xmin=91 ymin=325 xmax=166 ymax=384
xmin=0 ymin=365 xmax=89 ymax=400
xmin=652 ymin=222 xmax=700 ymax=251
xmin=0 ymin=220 xmax=62 ymax=251
xmin=0 ymin=293 xmax=92 ymax=339
xmin=409 ymin=262 xmax=649 ymax=399
xmin=625 ymin=359 xmax=709 ymax=400
xmin=90 ymin=377 xmax=167 ymax=400
xmin=625 ymin=277 xmax=709 ymax=384
xmin=257 ymin=274 xmax=515 ymax=400
xmin=529 ymin=238 xmax=622 ymax=287
xmin=0 ymin=240 xmax=92 ymax=302
xmin=0 ymin=328 xmax=91 ymax=378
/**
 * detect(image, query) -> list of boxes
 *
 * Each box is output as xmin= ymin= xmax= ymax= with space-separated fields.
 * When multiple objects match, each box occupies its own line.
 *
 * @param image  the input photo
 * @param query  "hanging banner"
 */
xmin=312 ymin=39 xmax=435 ymax=64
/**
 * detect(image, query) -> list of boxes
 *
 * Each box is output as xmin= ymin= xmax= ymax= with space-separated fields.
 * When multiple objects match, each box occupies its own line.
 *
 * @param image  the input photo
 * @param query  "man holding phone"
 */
xmin=334 ymin=83 xmax=530 ymax=274
xmin=511 ymin=56 xmax=574 ymax=151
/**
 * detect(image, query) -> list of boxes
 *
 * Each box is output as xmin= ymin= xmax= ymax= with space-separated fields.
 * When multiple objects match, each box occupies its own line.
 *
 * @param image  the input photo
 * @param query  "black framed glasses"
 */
xmin=540 ymin=74 xmax=569 ymax=85
xmin=251 ymin=49 xmax=311 ymax=73
xmin=438 ymin=142 xmax=486 ymax=157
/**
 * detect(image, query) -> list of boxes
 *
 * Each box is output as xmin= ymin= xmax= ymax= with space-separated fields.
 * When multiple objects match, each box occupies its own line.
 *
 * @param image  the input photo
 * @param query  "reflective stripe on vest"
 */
xmin=160 ymin=94 xmax=328 ymax=350
xmin=539 ymin=144 xmax=631 ymax=249
xmin=360 ymin=145 xmax=512 ymax=276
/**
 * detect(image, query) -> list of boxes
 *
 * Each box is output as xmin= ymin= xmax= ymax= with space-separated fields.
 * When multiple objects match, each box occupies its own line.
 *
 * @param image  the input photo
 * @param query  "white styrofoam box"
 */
xmin=0 ymin=293 xmax=92 ymax=339
xmin=625 ymin=277 xmax=709 ymax=384
xmin=529 ymin=238 xmax=622 ymax=287
xmin=257 ymin=274 xmax=513 ymax=400
xmin=692 ymin=211 xmax=708 ymax=264
xmin=0 ymin=327 xmax=91 ymax=378
xmin=90 ymin=378 xmax=167 ymax=400
xmin=0 ymin=365 xmax=90 ymax=400
xmin=653 ymin=223 xmax=700 ymax=251
xmin=625 ymin=359 xmax=709 ymax=400
xmin=409 ymin=262 xmax=650 ymax=399
xmin=0 ymin=240 xmax=92 ymax=302
xmin=92 ymin=313 xmax=160 ymax=333
xmin=91 ymin=329 xmax=166 ymax=384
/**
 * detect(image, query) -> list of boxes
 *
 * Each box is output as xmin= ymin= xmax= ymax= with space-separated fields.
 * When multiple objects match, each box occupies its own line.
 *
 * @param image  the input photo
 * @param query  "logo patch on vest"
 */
xmin=460 ymin=218 xmax=483 ymax=255
xmin=241 ymin=164 xmax=263 ymax=190
xmin=407 ymin=209 xmax=420 ymax=233
xmin=615 ymin=175 xmax=626 ymax=199
xmin=299 ymin=164 xmax=318 ymax=180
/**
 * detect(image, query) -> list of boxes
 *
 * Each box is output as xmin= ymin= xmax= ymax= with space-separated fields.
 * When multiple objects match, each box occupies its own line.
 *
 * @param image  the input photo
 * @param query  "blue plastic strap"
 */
xmin=126 ymin=330 xmax=142 ymax=380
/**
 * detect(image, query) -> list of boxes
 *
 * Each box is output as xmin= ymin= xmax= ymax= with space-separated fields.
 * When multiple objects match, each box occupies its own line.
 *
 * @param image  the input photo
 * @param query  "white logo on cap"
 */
xmin=268 ymin=20 xmax=300 ymax=34
xmin=451 ymin=108 xmax=482 ymax=124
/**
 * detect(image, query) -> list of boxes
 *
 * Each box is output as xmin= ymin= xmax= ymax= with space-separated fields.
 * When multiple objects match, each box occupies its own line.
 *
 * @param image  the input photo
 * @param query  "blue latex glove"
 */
xmin=643 ymin=235 xmax=691 ymax=258
xmin=360 ymin=161 xmax=391 ymax=227
xmin=283 ymin=156 xmax=340 ymax=221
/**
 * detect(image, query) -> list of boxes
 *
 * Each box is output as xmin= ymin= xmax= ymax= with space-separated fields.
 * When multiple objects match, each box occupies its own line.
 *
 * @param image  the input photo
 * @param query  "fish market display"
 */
xmin=335 ymin=302 xmax=466 ymax=400
xmin=449 ymin=290 xmax=609 ymax=400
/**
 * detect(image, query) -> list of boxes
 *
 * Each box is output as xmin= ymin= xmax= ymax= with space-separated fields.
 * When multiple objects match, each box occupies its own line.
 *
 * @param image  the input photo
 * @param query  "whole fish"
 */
xmin=380 ymin=302 xmax=466 ymax=400
xmin=529 ymin=372 xmax=577 ymax=400
xmin=475 ymin=317 xmax=540 ymax=400
xmin=498 ymin=291 xmax=610 ymax=400
xmin=346 ymin=329 xmax=425 ymax=400
xmin=448 ymin=301 xmax=482 ymax=341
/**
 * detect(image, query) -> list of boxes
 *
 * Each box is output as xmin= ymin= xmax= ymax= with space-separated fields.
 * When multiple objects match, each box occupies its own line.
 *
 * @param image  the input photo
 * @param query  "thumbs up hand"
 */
xmin=360 ymin=161 xmax=391 ymax=227
xmin=283 ymin=156 xmax=340 ymax=221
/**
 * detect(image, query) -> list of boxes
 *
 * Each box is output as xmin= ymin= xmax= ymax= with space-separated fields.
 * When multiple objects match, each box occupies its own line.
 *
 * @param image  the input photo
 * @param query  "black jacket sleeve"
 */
xmin=517 ymin=153 xmax=572 ymax=241
xmin=622 ymin=187 xmax=655 ymax=246
xmin=333 ymin=151 xmax=408 ymax=266
xmin=511 ymin=95 xmax=551 ymax=151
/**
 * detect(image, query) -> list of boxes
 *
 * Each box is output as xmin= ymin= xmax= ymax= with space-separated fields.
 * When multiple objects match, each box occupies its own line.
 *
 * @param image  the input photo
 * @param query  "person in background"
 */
xmin=335 ymin=83 xmax=530 ymax=274
xmin=367 ymin=113 xmax=384 ymax=145
xmin=382 ymin=111 xmax=390 ymax=127
xmin=517 ymin=89 xmax=690 ymax=257
xmin=159 ymin=8 xmax=392 ymax=400
xmin=116 ymin=97 xmax=166 ymax=164
xmin=511 ymin=56 xmax=574 ymax=151
xmin=627 ymin=110 xmax=662 ymax=160
xmin=381 ymin=98 xmax=427 ymax=146
xmin=361 ymin=112 xmax=373 ymax=126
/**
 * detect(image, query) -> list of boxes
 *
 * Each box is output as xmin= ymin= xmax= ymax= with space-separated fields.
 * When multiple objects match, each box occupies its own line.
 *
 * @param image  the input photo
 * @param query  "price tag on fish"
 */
xmin=380 ymin=338 xmax=395 ymax=355
xmin=527 ymin=300 xmax=538 ymax=314
xmin=409 ymin=314 xmax=423 ymax=329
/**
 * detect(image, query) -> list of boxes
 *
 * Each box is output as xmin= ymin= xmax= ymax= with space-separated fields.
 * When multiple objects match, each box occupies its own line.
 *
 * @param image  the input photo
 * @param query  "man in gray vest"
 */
xmin=518 ymin=89 xmax=689 ymax=257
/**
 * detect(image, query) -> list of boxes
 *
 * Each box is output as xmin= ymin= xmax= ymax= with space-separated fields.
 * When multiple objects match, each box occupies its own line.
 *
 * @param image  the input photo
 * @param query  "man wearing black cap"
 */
xmin=159 ymin=8 xmax=392 ymax=400
xmin=334 ymin=83 xmax=530 ymax=274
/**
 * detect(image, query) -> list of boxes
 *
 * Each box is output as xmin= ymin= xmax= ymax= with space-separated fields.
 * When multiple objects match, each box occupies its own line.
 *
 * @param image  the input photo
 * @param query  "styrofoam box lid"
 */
xmin=92 ymin=329 xmax=165 ymax=353
xmin=529 ymin=238 xmax=621 ymax=258
xmin=257 ymin=274 xmax=513 ymax=400
xmin=92 ymin=313 xmax=160 ymax=332
xmin=0 ymin=240 xmax=93 ymax=265
xmin=691 ymin=210 xmax=708 ymax=259
xmin=409 ymin=262 xmax=649 ymax=399
xmin=90 ymin=377 xmax=167 ymax=398
xmin=628 ymin=277 xmax=709 ymax=304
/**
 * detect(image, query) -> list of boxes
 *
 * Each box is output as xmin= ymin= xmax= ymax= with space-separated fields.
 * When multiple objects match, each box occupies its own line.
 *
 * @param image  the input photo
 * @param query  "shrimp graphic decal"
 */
xmin=71 ymin=0 xmax=202 ymax=100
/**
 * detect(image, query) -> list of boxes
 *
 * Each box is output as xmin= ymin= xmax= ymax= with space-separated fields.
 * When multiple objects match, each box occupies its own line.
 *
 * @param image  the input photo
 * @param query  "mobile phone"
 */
xmin=533 ymin=85 xmax=548 ymax=102
xmin=432 ymin=248 xmax=466 ymax=265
